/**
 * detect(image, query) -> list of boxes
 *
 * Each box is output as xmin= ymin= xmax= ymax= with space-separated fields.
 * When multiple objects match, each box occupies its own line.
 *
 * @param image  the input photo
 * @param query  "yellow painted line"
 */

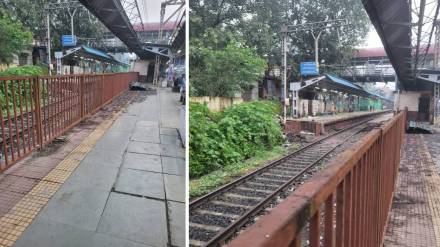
xmin=420 ymin=135 xmax=440 ymax=247
xmin=0 ymin=102 xmax=130 ymax=246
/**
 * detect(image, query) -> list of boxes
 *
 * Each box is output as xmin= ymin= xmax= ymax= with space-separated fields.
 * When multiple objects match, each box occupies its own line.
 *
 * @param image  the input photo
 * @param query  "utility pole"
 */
xmin=280 ymin=19 xmax=348 ymax=121
xmin=67 ymin=8 xmax=77 ymax=36
xmin=284 ymin=19 xmax=347 ymax=67
xmin=312 ymin=31 xmax=323 ymax=72
xmin=45 ymin=1 xmax=82 ymax=76
xmin=281 ymin=25 xmax=288 ymax=123
xmin=46 ymin=11 xmax=52 ymax=76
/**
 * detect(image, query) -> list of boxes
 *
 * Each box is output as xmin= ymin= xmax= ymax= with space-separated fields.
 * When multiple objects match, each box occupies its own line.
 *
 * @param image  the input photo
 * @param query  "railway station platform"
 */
xmin=384 ymin=133 xmax=440 ymax=247
xmin=284 ymin=109 xmax=391 ymax=135
xmin=0 ymin=87 xmax=185 ymax=247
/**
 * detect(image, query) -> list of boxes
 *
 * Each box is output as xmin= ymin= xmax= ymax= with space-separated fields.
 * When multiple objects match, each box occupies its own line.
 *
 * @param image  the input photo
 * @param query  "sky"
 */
xmin=136 ymin=0 xmax=182 ymax=23
xmin=361 ymin=26 xmax=383 ymax=48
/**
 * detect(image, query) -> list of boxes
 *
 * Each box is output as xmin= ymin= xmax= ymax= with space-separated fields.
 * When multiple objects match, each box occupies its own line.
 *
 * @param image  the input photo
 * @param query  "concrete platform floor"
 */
xmin=292 ymin=109 xmax=389 ymax=124
xmin=384 ymin=133 xmax=440 ymax=247
xmin=0 ymin=87 xmax=185 ymax=247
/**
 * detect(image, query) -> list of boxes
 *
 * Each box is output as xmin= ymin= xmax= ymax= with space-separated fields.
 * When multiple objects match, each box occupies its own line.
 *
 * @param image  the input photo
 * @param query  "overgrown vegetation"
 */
xmin=0 ymin=65 xmax=47 ymax=77
xmin=190 ymin=146 xmax=288 ymax=198
xmin=189 ymin=101 xmax=284 ymax=178
xmin=190 ymin=37 xmax=266 ymax=97
xmin=0 ymin=65 xmax=47 ymax=114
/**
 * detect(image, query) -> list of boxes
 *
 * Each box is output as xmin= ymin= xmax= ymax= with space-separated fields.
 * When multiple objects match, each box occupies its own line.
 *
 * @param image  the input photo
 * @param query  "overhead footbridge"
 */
xmin=77 ymin=0 xmax=184 ymax=60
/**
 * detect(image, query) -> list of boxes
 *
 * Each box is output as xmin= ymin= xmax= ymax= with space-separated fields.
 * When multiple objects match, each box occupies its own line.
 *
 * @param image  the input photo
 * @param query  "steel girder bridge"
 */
xmin=321 ymin=63 xmax=396 ymax=83
xmin=77 ymin=0 xmax=185 ymax=61
xmin=361 ymin=0 xmax=440 ymax=91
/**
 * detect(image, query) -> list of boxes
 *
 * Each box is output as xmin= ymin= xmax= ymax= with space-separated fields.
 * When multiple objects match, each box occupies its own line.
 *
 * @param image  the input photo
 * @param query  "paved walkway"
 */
xmin=0 ymin=87 xmax=185 ymax=247
xmin=384 ymin=134 xmax=440 ymax=247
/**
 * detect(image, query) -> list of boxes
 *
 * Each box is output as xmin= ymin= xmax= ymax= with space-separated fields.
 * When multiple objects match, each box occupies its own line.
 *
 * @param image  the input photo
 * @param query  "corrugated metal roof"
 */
xmin=325 ymin=74 xmax=393 ymax=101
xmin=363 ymin=90 xmax=394 ymax=102
xmin=325 ymin=74 xmax=364 ymax=91
xmin=81 ymin=45 xmax=113 ymax=60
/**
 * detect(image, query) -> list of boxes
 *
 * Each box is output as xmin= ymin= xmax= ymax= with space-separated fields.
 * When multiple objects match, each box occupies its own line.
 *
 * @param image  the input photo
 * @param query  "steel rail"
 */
xmin=189 ymin=112 xmax=391 ymax=247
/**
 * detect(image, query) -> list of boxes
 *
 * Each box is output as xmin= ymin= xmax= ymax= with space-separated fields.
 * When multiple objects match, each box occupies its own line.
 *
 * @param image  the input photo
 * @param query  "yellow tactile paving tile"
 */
xmin=43 ymin=169 xmax=73 ymax=184
xmin=28 ymin=181 xmax=60 ymax=199
xmin=420 ymin=135 xmax=440 ymax=247
xmin=0 ymin=103 xmax=127 ymax=246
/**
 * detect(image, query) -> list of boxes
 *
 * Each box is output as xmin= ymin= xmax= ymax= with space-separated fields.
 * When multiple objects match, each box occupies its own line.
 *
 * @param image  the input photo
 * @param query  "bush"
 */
xmin=189 ymin=101 xmax=283 ymax=177
xmin=0 ymin=65 xmax=48 ymax=114
xmin=0 ymin=65 xmax=48 ymax=76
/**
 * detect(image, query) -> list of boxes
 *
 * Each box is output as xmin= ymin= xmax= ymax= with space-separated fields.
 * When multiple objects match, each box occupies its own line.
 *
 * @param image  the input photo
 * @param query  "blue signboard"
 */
xmin=62 ymin=35 xmax=77 ymax=47
xmin=300 ymin=62 xmax=319 ymax=76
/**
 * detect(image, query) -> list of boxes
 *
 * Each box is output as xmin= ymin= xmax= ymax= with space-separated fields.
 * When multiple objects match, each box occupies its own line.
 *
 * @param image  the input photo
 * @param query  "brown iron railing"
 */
xmin=0 ymin=72 xmax=138 ymax=171
xmin=228 ymin=111 xmax=406 ymax=247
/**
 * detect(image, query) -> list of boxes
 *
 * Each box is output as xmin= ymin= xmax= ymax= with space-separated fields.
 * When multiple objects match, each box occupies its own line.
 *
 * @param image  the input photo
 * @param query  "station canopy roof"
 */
xmin=63 ymin=45 xmax=129 ymax=65
xmin=299 ymin=74 xmax=393 ymax=101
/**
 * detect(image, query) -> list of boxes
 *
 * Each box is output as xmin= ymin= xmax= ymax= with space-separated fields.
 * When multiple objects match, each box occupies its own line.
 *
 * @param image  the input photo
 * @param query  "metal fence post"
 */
xmin=34 ymin=77 xmax=43 ymax=148
xmin=376 ymin=126 xmax=384 ymax=246
xmin=80 ymin=75 xmax=85 ymax=118
xmin=101 ymin=74 xmax=105 ymax=105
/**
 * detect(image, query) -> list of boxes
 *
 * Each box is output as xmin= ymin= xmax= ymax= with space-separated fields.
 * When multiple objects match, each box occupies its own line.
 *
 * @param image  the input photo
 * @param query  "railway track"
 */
xmin=189 ymin=114 xmax=391 ymax=247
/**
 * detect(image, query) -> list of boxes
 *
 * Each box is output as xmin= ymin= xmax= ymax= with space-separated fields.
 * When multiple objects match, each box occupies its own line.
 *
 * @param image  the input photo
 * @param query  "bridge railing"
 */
xmin=0 ymin=72 xmax=138 ymax=171
xmin=228 ymin=110 xmax=406 ymax=247
xmin=339 ymin=64 xmax=395 ymax=77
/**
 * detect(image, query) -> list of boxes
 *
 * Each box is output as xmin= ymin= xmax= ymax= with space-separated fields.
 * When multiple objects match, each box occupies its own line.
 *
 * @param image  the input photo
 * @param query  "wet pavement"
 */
xmin=384 ymin=134 xmax=440 ymax=247
xmin=0 ymin=87 xmax=185 ymax=247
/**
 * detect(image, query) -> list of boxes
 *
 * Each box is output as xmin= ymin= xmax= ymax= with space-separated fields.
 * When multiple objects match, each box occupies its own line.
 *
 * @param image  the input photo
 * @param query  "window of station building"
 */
xmin=437 ymin=75 xmax=440 ymax=81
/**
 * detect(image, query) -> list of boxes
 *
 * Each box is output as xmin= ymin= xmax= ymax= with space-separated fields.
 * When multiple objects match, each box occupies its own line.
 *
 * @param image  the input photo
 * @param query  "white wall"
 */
xmin=395 ymin=91 xmax=421 ymax=111
xmin=132 ymin=60 xmax=150 ymax=76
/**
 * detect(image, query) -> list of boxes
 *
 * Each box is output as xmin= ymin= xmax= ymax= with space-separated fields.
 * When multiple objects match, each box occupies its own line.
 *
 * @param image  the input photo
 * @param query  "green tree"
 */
xmin=285 ymin=0 xmax=369 ymax=73
xmin=49 ymin=7 xmax=107 ymax=49
xmin=190 ymin=0 xmax=369 ymax=68
xmin=0 ymin=0 xmax=108 ymax=49
xmin=0 ymin=14 xmax=33 ymax=64
xmin=0 ymin=0 xmax=47 ymax=40
xmin=190 ymin=37 xmax=266 ymax=97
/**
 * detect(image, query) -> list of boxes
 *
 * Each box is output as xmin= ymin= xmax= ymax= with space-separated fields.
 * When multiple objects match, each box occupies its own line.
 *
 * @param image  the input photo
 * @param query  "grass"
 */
xmin=189 ymin=144 xmax=300 ymax=199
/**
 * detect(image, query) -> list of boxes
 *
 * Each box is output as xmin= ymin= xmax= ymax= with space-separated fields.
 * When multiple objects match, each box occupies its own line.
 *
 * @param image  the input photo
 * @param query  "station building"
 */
xmin=394 ymin=69 xmax=440 ymax=128
xmin=290 ymin=74 xmax=389 ymax=118
xmin=54 ymin=45 xmax=130 ymax=75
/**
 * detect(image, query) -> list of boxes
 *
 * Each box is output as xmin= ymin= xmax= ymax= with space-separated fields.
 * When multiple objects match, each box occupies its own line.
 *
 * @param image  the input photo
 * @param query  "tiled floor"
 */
xmin=5 ymin=87 xmax=185 ymax=247
xmin=384 ymin=134 xmax=440 ymax=247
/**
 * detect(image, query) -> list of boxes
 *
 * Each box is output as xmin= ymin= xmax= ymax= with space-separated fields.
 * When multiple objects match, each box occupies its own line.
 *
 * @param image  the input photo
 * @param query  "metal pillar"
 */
xmin=435 ymin=20 xmax=440 ymax=69
xmin=291 ymin=83 xmax=300 ymax=118
xmin=433 ymin=20 xmax=440 ymax=125
xmin=153 ymin=2 xmax=166 ymax=85
xmin=152 ymin=0 xmax=185 ymax=86
xmin=46 ymin=12 xmax=52 ymax=76
xmin=281 ymin=25 xmax=288 ymax=123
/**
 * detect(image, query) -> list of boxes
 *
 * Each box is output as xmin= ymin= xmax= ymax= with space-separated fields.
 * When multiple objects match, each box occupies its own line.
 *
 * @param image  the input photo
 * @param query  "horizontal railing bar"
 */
xmin=0 ymin=72 xmax=139 ymax=170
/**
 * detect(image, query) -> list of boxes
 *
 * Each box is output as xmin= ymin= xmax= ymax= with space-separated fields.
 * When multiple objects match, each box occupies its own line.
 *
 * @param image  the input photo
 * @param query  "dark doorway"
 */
xmin=418 ymin=96 xmax=430 ymax=121
xmin=147 ymin=63 xmax=155 ymax=83
xmin=308 ymin=100 xmax=313 ymax=116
